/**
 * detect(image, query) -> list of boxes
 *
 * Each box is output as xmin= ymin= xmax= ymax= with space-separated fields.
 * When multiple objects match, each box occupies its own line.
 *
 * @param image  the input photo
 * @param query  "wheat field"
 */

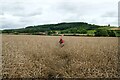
xmin=2 ymin=35 xmax=119 ymax=78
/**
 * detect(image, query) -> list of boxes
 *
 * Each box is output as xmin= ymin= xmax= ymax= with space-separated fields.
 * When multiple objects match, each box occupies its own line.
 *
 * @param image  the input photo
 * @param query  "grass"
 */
xmin=2 ymin=35 xmax=119 ymax=78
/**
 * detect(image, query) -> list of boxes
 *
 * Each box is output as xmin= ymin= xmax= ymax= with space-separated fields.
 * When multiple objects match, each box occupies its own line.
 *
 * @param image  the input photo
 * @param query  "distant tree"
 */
xmin=2 ymin=30 xmax=13 ymax=34
xmin=61 ymin=30 xmax=69 ymax=34
xmin=107 ymin=30 xmax=116 ymax=37
xmin=76 ymin=30 xmax=81 ymax=34
xmin=80 ymin=29 xmax=87 ymax=34
xmin=2 ymin=22 xmax=103 ymax=34
xmin=70 ymin=28 xmax=77 ymax=33
xmin=47 ymin=31 xmax=55 ymax=35
xmin=113 ymin=30 xmax=120 ymax=37
xmin=95 ymin=29 xmax=109 ymax=36
xmin=14 ymin=32 xmax=19 ymax=35
xmin=77 ymin=28 xmax=87 ymax=34
xmin=108 ymin=24 xmax=110 ymax=27
xmin=48 ymin=31 xmax=53 ymax=35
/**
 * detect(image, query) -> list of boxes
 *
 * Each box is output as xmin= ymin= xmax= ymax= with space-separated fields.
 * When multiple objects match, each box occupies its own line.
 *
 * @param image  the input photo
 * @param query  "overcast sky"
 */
xmin=0 ymin=0 xmax=119 ymax=29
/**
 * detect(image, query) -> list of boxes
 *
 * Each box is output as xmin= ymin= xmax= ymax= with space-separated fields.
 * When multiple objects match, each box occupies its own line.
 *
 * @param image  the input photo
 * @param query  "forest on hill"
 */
xmin=2 ymin=22 xmax=120 ymax=37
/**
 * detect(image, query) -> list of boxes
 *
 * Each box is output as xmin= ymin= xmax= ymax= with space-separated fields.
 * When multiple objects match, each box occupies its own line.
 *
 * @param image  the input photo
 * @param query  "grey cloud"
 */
xmin=20 ymin=17 xmax=34 ymax=24
xmin=101 ymin=12 xmax=117 ymax=18
xmin=57 ymin=2 xmax=78 ymax=13
xmin=0 ymin=13 xmax=3 ymax=15
xmin=54 ymin=1 xmax=109 ymax=17
xmin=0 ymin=0 xmax=119 ymax=29
xmin=1 ymin=22 xmax=25 ymax=29
xmin=11 ymin=9 xmax=42 ymax=17
xmin=54 ymin=1 xmax=84 ymax=16
xmin=1 ymin=1 xmax=43 ymax=17
xmin=1 ymin=24 xmax=18 ymax=29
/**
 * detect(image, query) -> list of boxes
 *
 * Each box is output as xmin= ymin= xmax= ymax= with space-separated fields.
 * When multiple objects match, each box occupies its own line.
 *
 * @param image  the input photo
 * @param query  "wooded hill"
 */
xmin=2 ymin=22 xmax=120 ymax=37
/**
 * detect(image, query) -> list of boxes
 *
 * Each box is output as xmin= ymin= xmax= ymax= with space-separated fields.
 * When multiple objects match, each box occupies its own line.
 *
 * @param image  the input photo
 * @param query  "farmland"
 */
xmin=2 ymin=35 xmax=119 ymax=78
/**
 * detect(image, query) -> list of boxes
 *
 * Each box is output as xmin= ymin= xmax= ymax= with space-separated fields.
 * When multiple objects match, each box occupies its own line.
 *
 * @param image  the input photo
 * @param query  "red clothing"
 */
xmin=59 ymin=35 xmax=64 ymax=44
xmin=59 ymin=39 xmax=64 ymax=44
xmin=61 ymin=39 xmax=64 ymax=43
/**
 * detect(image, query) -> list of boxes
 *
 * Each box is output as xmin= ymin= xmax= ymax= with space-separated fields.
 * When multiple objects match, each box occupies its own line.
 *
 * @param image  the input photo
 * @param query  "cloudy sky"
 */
xmin=0 ymin=0 xmax=119 ymax=29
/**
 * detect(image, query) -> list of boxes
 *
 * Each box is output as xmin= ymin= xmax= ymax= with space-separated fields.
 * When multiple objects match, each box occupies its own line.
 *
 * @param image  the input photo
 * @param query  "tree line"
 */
xmin=2 ymin=22 xmax=120 ymax=37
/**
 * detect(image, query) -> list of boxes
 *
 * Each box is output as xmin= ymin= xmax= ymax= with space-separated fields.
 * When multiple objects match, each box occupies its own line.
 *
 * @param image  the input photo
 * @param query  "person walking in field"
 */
xmin=59 ymin=34 xmax=64 ymax=47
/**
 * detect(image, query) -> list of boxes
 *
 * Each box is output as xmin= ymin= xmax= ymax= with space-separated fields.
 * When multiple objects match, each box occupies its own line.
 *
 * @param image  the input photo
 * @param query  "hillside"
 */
xmin=2 ymin=22 xmax=104 ymax=33
xmin=2 ymin=22 xmax=120 ymax=37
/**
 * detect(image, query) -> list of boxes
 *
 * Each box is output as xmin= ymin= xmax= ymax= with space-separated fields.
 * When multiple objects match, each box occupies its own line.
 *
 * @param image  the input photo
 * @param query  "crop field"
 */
xmin=2 ymin=35 xmax=120 ymax=78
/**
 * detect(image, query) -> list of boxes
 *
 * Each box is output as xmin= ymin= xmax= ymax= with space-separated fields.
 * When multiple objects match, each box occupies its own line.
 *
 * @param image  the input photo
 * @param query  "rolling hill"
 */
xmin=2 ymin=22 xmax=120 ymax=37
